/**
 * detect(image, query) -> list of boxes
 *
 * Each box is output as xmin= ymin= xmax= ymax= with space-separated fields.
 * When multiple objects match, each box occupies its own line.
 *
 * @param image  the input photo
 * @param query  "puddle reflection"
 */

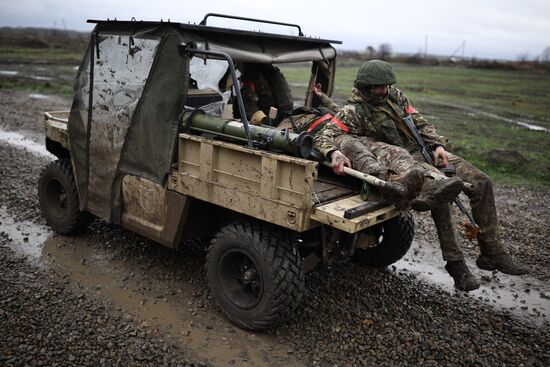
xmin=395 ymin=242 xmax=549 ymax=325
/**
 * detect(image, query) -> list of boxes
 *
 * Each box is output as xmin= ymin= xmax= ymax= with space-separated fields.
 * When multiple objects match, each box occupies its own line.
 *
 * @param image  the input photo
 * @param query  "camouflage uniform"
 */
xmin=277 ymin=91 xmax=340 ymax=133
xmin=315 ymin=86 xmax=503 ymax=262
xmin=280 ymin=92 xmax=436 ymax=190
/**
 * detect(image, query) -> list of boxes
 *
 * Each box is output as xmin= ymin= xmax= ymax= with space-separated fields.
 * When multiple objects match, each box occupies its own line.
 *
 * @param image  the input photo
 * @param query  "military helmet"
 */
xmin=354 ymin=60 xmax=396 ymax=88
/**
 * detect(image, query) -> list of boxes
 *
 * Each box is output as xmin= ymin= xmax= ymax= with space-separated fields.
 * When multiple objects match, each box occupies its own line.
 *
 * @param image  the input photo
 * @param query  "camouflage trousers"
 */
xmin=336 ymin=135 xmax=503 ymax=261
xmin=336 ymin=135 xmax=427 ymax=179
xmin=416 ymin=151 xmax=503 ymax=261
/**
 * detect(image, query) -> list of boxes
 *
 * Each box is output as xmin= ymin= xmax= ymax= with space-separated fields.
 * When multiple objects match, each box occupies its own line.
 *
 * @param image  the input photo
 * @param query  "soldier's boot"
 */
xmin=445 ymin=260 xmax=480 ymax=291
xmin=381 ymin=168 xmax=424 ymax=207
xmin=476 ymin=253 xmax=529 ymax=275
xmin=411 ymin=177 xmax=464 ymax=212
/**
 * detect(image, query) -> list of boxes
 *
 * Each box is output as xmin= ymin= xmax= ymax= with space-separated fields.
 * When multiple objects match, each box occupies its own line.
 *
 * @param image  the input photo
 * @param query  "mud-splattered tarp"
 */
xmin=68 ymin=23 xmax=189 ymax=222
xmin=68 ymin=20 xmax=338 ymax=223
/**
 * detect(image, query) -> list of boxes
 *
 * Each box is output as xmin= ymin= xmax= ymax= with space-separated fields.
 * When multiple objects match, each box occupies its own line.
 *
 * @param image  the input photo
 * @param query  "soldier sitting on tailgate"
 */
xmin=250 ymin=84 xmax=465 ymax=217
xmin=313 ymin=60 xmax=529 ymax=291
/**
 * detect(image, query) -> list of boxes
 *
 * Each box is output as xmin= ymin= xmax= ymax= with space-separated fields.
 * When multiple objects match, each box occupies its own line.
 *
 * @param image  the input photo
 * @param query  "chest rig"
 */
xmin=350 ymin=91 xmax=415 ymax=149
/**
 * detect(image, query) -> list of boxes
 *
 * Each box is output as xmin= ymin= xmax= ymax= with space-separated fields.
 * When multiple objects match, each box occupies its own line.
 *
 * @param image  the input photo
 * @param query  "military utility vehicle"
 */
xmin=39 ymin=14 xmax=414 ymax=330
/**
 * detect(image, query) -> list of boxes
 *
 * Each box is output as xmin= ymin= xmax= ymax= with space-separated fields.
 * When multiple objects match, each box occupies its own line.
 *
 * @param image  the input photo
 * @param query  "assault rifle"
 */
xmin=402 ymin=115 xmax=436 ymax=166
xmin=402 ymin=115 xmax=480 ymax=238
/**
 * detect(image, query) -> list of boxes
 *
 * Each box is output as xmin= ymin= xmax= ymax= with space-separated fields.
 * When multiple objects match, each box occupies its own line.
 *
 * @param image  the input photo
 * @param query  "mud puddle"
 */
xmin=395 ymin=241 xmax=549 ymax=325
xmin=40 ymin=234 xmax=304 ymax=367
xmin=29 ymin=93 xmax=51 ymax=99
xmin=0 ymin=206 xmax=51 ymax=261
xmin=1 ymin=198 xmax=302 ymax=365
xmin=473 ymin=110 xmax=549 ymax=133
xmin=0 ymin=129 xmax=54 ymax=157
xmin=0 ymin=70 xmax=19 ymax=76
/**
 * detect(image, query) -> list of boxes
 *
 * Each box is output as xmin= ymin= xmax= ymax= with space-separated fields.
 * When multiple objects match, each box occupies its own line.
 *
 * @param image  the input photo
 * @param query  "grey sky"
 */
xmin=1 ymin=0 xmax=549 ymax=60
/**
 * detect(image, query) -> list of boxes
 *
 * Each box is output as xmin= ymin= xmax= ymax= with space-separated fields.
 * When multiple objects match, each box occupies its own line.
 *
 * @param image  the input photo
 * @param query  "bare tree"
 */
xmin=365 ymin=46 xmax=376 ymax=59
xmin=378 ymin=43 xmax=393 ymax=60
xmin=541 ymin=46 xmax=550 ymax=64
xmin=517 ymin=52 xmax=530 ymax=63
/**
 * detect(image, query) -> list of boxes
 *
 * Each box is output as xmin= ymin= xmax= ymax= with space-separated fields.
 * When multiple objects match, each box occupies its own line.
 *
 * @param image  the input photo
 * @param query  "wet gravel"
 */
xmin=1 ymin=88 xmax=549 ymax=366
xmin=0 ymin=243 xmax=205 ymax=367
xmin=413 ymin=187 xmax=550 ymax=281
xmin=277 ymin=265 xmax=549 ymax=366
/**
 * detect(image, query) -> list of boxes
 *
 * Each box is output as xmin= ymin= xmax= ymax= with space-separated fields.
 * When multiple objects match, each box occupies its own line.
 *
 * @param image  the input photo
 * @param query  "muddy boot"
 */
xmin=389 ymin=168 xmax=425 ymax=199
xmin=411 ymin=177 xmax=464 ymax=212
xmin=381 ymin=169 xmax=424 ymax=207
xmin=445 ymin=260 xmax=480 ymax=291
xmin=476 ymin=252 xmax=529 ymax=275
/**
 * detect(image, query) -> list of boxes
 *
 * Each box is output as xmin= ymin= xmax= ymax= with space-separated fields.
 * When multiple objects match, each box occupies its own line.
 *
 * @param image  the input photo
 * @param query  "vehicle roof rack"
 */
xmin=87 ymin=17 xmax=342 ymax=45
xmin=199 ymin=13 xmax=304 ymax=36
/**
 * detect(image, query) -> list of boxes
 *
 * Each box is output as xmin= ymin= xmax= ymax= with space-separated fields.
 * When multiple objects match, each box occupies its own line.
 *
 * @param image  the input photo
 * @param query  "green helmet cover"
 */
xmin=355 ymin=60 xmax=396 ymax=87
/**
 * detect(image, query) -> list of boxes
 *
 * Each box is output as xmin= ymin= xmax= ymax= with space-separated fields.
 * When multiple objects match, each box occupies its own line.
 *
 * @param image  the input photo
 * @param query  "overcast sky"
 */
xmin=1 ymin=0 xmax=549 ymax=60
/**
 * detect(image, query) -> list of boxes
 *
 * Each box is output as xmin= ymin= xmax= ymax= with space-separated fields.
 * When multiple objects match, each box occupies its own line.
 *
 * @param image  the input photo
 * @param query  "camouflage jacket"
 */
xmin=314 ymin=86 xmax=447 ymax=157
xmin=277 ymin=91 xmax=340 ymax=133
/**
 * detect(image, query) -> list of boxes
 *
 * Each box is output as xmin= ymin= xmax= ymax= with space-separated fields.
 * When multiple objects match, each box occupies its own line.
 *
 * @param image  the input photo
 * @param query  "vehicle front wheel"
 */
xmin=206 ymin=221 xmax=304 ymax=330
xmin=353 ymin=211 xmax=414 ymax=267
xmin=38 ymin=159 xmax=90 ymax=234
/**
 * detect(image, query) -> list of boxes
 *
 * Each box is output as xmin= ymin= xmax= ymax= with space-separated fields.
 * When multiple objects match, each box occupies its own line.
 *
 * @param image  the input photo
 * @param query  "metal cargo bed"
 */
xmin=169 ymin=133 xmax=401 ymax=233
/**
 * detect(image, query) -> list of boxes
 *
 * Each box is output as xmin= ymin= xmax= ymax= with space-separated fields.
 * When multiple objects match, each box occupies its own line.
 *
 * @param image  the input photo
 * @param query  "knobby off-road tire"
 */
xmin=353 ymin=211 xmax=414 ymax=267
xmin=38 ymin=159 xmax=90 ymax=234
xmin=206 ymin=221 xmax=304 ymax=330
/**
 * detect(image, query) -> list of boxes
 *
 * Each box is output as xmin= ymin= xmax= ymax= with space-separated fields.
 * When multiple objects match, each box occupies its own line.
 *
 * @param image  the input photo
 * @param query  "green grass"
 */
xmin=0 ymin=63 xmax=77 ymax=96
xmin=0 ymin=78 xmax=74 ymax=96
xmin=0 ymin=47 xmax=84 ymax=62
xmin=280 ymin=62 xmax=550 ymax=187
xmin=0 ymin=46 xmax=82 ymax=96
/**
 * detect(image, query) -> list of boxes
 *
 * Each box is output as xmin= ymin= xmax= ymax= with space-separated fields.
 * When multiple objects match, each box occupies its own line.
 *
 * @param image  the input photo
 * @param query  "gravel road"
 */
xmin=1 ymin=89 xmax=549 ymax=366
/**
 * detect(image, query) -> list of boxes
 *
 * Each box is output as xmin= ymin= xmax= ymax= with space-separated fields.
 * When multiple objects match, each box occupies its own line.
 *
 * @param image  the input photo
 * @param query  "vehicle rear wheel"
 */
xmin=206 ymin=221 xmax=304 ymax=330
xmin=38 ymin=159 xmax=91 ymax=234
xmin=353 ymin=211 xmax=414 ymax=267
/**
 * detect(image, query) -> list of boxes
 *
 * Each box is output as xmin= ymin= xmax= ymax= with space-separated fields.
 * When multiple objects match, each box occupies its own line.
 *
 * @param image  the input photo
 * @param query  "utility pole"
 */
xmin=451 ymin=40 xmax=466 ymax=59
xmin=424 ymin=34 xmax=428 ymax=58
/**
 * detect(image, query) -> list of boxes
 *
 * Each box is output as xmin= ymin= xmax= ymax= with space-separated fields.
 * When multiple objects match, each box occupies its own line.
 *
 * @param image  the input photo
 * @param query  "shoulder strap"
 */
xmin=352 ymin=102 xmax=371 ymax=135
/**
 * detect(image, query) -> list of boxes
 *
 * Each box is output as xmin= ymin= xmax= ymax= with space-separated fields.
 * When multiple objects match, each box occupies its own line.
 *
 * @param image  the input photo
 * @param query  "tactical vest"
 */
xmin=350 ymin=92 xmax=415 ymax=150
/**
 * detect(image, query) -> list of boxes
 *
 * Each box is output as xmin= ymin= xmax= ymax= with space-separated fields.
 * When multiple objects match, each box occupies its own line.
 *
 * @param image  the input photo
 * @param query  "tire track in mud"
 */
xmin=414 ymin=97 xmax=549 ymax=132
xmin=0 ymin=140 xmax=304 ymax=366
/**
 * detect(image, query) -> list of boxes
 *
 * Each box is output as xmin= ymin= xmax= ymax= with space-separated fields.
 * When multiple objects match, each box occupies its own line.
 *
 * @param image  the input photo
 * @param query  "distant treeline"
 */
xmin=338 ymin=50 xmax=550 ymax=72
xmin=1 ymin=27 xmax=547 ymax=72
xmin=0 ymin=27 xmax=88 ymax=51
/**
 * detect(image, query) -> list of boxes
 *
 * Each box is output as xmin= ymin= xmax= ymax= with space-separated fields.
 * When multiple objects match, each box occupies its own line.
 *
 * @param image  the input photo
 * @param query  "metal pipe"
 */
xmin=183 ymin=111 xmax=313 ymax=158
xmin=199 ymin=13 xmax=303 ymax=36
xmin=181 ymin=47 xmax=254 ymax=147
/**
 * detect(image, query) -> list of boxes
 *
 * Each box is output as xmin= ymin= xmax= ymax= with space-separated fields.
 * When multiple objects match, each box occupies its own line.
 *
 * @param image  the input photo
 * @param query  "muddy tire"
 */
xmin=353 ymin=211 xmax=414 ymax=267
xmin=206 ymin=221 xmax=304 ymax=330
xmin=38 ymin=159 xmax=90 ymax=234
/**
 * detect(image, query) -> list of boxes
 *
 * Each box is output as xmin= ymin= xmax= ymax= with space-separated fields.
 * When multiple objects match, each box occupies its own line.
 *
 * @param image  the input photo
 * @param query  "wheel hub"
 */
xmin=219 ymin=250 xmax=263 ymax=310
xmin=242 ymin=267 xmax=257 ymax=283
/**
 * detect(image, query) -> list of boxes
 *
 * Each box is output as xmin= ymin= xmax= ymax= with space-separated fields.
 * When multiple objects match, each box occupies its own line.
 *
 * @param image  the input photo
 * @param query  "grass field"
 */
xmin=280 ymin=61 xmax=550 ymax=187
xmin=1 ymin=44 xmax=548 ymax=187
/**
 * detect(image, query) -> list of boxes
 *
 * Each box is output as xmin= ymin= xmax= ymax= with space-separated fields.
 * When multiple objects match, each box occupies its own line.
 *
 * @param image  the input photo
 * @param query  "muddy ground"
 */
xmin=0 ymin=88 xmax=549 ymax=366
